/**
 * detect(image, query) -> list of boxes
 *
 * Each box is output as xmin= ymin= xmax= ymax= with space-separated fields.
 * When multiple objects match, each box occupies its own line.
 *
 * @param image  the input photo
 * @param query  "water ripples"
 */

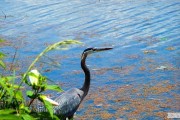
xmin=0 ymin=0 xmax=179 ymax=70
xmin=1 ymin=1 xmax=178 ymax=48
xmin=0 ymin=1 xmax=179 ymax=119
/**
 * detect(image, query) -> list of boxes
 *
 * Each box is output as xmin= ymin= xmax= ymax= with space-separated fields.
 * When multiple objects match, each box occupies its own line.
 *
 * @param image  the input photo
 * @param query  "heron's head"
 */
xmin=81 ymin=47 xmax=113 ymax=59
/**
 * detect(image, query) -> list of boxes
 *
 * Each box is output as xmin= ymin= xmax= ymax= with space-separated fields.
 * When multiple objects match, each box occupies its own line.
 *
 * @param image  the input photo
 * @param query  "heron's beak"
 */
xmin=95 ymin=47 xmax=113 ymax=52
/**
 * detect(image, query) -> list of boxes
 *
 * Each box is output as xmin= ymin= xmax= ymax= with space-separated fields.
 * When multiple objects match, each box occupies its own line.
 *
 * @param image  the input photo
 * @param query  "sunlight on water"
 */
xmin=0 ymin=0 xmax=179 ymax=119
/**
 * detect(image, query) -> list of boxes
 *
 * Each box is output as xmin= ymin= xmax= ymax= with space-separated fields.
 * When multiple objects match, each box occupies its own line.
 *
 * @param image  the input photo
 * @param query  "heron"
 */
xmin=53 ymin=47 xmax=113 ymax=120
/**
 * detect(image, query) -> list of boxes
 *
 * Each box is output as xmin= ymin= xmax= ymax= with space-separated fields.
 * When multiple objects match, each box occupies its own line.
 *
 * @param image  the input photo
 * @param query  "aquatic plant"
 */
xmin=0 ymin=39 xmax=81 ymax=120
xmin=0 ymin=39 xmax=6 ymax=69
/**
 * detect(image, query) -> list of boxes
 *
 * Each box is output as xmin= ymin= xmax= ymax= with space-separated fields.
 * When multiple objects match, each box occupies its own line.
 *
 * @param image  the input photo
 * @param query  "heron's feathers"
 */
xmin=54 ymin=88 xmax=84 ymax=116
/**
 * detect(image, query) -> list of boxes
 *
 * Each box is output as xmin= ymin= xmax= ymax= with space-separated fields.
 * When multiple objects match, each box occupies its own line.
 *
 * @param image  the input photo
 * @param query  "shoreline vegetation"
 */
xmin=0 ymin=39 xmax=81 ymax=120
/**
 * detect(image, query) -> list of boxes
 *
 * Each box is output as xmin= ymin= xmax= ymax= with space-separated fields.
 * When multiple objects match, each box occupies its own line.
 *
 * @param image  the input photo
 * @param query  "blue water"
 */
xmin=0 ymin=0 xmax=179 ymax=119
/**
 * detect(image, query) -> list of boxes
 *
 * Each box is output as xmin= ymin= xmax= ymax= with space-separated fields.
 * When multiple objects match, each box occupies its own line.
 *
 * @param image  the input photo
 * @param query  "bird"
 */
xmin=53 ymin=47 xmax=113 ymax=120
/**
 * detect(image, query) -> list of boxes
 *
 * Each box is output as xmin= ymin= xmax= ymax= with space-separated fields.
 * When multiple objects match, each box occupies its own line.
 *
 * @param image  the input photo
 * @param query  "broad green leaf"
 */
xmin=43 ymin=99 xmax=54 ymax=118
xmin=15 ymin=90 xmax=24 ymax=101
xmin=45 ymin=85 xmax=63 ymax=92
xmin=9 ymin=84 xmax=24 ymax=89
xmin=23 ymin=107 xmax=31 ymax=113
xmin=23 ymin=77 xmax=30 ymax=85
xmin=0 ymin=114 xmax=22 ymax=120
xmin=26 ymin=90 xmax=34 ymax=98
xmin=0 ymin=52 xmax=6 ymax=59
xmin=21 ymin=113 xmax=36 ymax=120
xmin=39 ymin=95 xmax=54 ymax=118
xmin=0 ymin=60 xmax=6 ymax=69
xmin=1 ymin=76 xmax=16 ymax=82
xmin=6 ymin=88 xmax=15 ymax=103
xmin=0 ymin=79 xmax=12 ymax=95
xmin=0 ymin=109 xmax=16 ymax=114
xmin=53 ymin=115 xmax=60 ymax=120
xmin=37 ymin=112 xmax=60 ymax=120
xmin=19 ymin=104 xmax=31 ymax=113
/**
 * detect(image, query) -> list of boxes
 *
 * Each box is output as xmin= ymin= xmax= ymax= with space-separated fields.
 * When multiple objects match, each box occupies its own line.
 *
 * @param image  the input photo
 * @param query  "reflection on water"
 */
xmin=0 ymin=0 xmax=179 ymax=119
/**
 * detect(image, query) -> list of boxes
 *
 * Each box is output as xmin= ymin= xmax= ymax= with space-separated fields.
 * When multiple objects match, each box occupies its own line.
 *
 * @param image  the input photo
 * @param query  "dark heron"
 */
xmin=53 ymin=47 xmax=113 ymax=120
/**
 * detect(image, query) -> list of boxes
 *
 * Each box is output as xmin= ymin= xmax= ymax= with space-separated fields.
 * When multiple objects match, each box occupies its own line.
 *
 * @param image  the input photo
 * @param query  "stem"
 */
xmin=0 ymin=90 xmax=6 ymax=100
xmin=28 ymin=98 xmax=35 ymax=107
xmin=28 ymin=87 xmax=40 ymax=107
xmin=10 ymin=48 xmax=18 ymax=71
xmin=0 ymin=89 xmax=4 ymax=99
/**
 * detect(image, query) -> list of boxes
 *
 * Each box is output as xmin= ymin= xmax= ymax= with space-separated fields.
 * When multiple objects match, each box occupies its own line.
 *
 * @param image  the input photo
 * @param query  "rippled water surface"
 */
xmin=0 ymin=0 xmax=179 ymax=119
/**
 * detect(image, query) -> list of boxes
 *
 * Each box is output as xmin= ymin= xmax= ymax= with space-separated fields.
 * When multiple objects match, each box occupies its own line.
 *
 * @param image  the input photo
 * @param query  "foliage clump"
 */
xmin=0 ymin=40 xmax=81 ymax=119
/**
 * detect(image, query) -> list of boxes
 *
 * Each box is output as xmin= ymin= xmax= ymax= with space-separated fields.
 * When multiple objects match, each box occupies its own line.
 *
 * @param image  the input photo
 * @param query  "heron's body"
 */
xmin=54 ymin=88 xmax=84 ymax=119
xmin=53 ymin=47 xmax=112 ymax=119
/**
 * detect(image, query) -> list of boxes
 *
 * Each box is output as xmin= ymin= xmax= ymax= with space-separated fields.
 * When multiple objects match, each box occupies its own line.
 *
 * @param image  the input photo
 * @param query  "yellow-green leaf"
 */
xmin=26 ymin=90 xmax=34 ymax=98
xmin=45 ymin=85 xmax=63 ymax=92
xmin=0 ymin=60 xmax=6 ymax=69
xmin=21 ymin=113 xmax=36 ymax=120
xmin=43 ymin=98 xmax=54 ymax=118
xmin=0 ymin=109 xmax=16 ymax=114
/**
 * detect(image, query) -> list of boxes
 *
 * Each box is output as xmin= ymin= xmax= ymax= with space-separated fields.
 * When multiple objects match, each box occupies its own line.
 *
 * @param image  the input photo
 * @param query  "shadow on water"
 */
xmin=0 ymin=0 xmax=179 ymax=119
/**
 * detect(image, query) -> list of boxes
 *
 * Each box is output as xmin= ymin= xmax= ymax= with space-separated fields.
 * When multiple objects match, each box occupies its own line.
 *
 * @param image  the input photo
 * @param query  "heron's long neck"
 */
xmin=81 ymin=54 xmax=90 ymax=97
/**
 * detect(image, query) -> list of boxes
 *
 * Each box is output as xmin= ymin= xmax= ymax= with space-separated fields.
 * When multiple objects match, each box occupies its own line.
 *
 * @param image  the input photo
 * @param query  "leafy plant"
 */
xmin=0 ymin=40 xmax=81 ymax=119
xmin=0 ymin=39 xmax=6 ymax=69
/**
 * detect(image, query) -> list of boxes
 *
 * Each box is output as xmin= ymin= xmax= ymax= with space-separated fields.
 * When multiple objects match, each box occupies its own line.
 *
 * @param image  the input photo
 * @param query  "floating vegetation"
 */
xmin=100 ymin=111 xmax=113 ymax=119
xmin=94 ymin=97 xmax=105 ymax=106
xmin=166 ymin=47 xmax=175 ymax=51
xmin=126 ymin=54 xmax=140 ymax=59
xmin=139 ymin=66 xmax=146 ymax=71
xmin=0 ymin=38 xmax=11 ymax=47
xmin=77 ymin=80 xmax=178 ymax=119
xmin=0 ymin=38 xmax=5 ymax=43
xmin=143 ymin=83 xmax=176 ymax=95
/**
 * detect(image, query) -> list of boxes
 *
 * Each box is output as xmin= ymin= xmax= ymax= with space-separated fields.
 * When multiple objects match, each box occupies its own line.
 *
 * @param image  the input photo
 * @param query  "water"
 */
xmin=0 ymin=0 xmax=179 ymax=119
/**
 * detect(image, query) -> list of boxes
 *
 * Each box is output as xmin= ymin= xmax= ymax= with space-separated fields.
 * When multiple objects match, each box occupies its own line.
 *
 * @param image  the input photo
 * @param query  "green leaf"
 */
xmin=39 ymin=95 xmax=55 ymax=118
xmin=11 ymin=84 xmax=24 ymax=89
xmin=23 ymin=77 xmax=30 ymax=85
xmin=15 ymin=90 xmax=24 ymax=101
xmin=43 ymin=99 xmax=54 ymax=118
xmin=1 ymin=76 xmax=16 ymax=82
xmin=23 ymin=107 xmax=31 ymax=113
xmin=21 ymin=113 xmax=36 ymax=120
xmin=19 ymin=104 xmax=31 ymax=113
xmin=0 ymin=52 xmax=6 ymax=59
xmin=0 ymin=109 xmax=16 ymax=114
xmin=37 ymin=112 xmax=60 ymax=120
xmin=0 ymin=109 xmax=21 ymax=120
xmin=0 ymin=60 xmax=6 ymax=69
xmin=45 ymin=85 xmax=63 ymax=92
xmin=6 ymin=87 xmax=15 ymax=103
xmin=0 ymin=114 xmax=22 ymax=120
xmin=26 ymin=90 xmax=34 ymax=98
xmin=53 ymin=115 xmax=60 ymax=120
xmin=0 ymin=79 xmax=12 ymax=96
xmin=0 ymin=38 xmax=6 ymax=43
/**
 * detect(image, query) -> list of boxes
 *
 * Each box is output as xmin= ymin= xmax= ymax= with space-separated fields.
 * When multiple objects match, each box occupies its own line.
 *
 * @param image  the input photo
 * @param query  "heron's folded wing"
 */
xmin=54 ymin=92 xmax=81 ymax=115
